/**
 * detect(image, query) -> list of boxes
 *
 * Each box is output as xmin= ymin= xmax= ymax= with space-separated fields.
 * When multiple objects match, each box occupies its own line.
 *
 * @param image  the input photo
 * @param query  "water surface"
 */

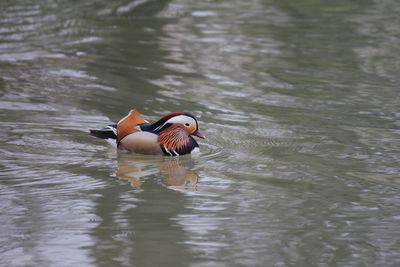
xmin=1 ymin=0 xmax=400 ymax=266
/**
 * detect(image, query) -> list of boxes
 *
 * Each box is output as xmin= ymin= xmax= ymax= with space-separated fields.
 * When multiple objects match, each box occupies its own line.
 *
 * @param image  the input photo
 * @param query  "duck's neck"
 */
xmin=158 ymin=125 xmax=198 ymax=155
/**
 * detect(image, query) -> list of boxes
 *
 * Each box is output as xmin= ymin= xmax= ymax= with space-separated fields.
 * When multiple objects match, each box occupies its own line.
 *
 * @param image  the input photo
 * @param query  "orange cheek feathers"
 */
xmin=188 ymin=124 xmax=196 ymax=134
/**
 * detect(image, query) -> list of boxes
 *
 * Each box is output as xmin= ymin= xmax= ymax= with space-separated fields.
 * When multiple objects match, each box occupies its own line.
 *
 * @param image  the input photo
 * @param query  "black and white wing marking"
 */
xmin=89 ymin=124 xmax=117 ymax=139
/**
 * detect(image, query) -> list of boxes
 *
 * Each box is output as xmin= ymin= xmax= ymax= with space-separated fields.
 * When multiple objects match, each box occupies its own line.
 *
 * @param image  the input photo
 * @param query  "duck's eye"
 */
xmin=185 ymin=123 xmax=190 ymax=127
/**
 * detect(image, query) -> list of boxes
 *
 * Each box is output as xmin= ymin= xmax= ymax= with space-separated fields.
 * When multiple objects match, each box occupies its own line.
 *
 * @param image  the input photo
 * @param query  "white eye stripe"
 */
xmin=166 ymin=115 xmax=196 ymax=126
xmin=156 ymin=115 xmax=196 ymax=132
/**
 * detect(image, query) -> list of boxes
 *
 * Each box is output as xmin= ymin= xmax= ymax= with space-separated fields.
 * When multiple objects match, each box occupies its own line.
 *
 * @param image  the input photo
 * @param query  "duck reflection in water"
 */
xmin=116 ymin=153 xmax=198 ymax=189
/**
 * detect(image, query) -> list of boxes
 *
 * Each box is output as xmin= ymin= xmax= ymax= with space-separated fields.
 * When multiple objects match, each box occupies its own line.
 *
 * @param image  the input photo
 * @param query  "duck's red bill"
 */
xmin=193 ymin=130 xmax=205 ymax=139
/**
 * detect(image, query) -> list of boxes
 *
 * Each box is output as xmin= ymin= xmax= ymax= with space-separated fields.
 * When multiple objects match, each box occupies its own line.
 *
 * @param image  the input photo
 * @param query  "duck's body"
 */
xmin=90 ymin=110 xmax=204 ymax=156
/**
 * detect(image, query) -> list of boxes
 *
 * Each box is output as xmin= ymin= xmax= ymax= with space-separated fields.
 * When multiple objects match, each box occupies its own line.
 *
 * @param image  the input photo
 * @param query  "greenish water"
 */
xmin=1 ymin=0 xmax=400 ymax=266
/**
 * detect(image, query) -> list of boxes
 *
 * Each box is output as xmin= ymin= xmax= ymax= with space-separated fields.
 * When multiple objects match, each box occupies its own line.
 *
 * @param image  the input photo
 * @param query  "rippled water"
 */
xmin=1 ymin=0 xmax=400 ymax=266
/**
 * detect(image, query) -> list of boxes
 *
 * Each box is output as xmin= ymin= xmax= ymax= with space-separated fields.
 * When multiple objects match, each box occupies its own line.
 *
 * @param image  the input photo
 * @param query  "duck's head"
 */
xmin=156 ymin=112 xmax=205 ymax=139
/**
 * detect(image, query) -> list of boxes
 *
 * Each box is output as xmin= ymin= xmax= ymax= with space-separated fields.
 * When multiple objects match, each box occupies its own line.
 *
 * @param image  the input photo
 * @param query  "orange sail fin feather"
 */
xmin=117 ymin=110 xmax=146 ymax=143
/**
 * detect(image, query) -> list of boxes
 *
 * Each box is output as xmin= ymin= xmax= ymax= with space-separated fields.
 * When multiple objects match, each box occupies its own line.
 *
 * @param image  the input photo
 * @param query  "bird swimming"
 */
xmin=90 ymin=110 xmax=204 ymax=156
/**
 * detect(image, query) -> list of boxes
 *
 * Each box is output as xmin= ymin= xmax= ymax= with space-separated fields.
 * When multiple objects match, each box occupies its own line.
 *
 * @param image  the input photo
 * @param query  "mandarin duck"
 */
xmin=90 ymin=110 xmax=204 ymax=156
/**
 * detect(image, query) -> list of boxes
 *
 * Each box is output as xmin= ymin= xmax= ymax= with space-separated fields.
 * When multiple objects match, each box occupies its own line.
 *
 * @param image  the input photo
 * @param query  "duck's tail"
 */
xmin=89 ymin=124 xmax=117 ymax=140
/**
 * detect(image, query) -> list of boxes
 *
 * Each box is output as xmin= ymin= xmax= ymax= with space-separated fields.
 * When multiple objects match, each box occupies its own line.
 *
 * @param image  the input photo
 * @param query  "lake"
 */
xmin=1 ymin=0 xmax=399 ymax=266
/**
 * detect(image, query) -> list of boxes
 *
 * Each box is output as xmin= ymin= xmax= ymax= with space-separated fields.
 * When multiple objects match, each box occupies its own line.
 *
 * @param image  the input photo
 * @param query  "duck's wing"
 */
xmin=117 ymin=109 xmax=147 ymax=143
xmin=90 ymin=124 xmax=117 ymax=139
